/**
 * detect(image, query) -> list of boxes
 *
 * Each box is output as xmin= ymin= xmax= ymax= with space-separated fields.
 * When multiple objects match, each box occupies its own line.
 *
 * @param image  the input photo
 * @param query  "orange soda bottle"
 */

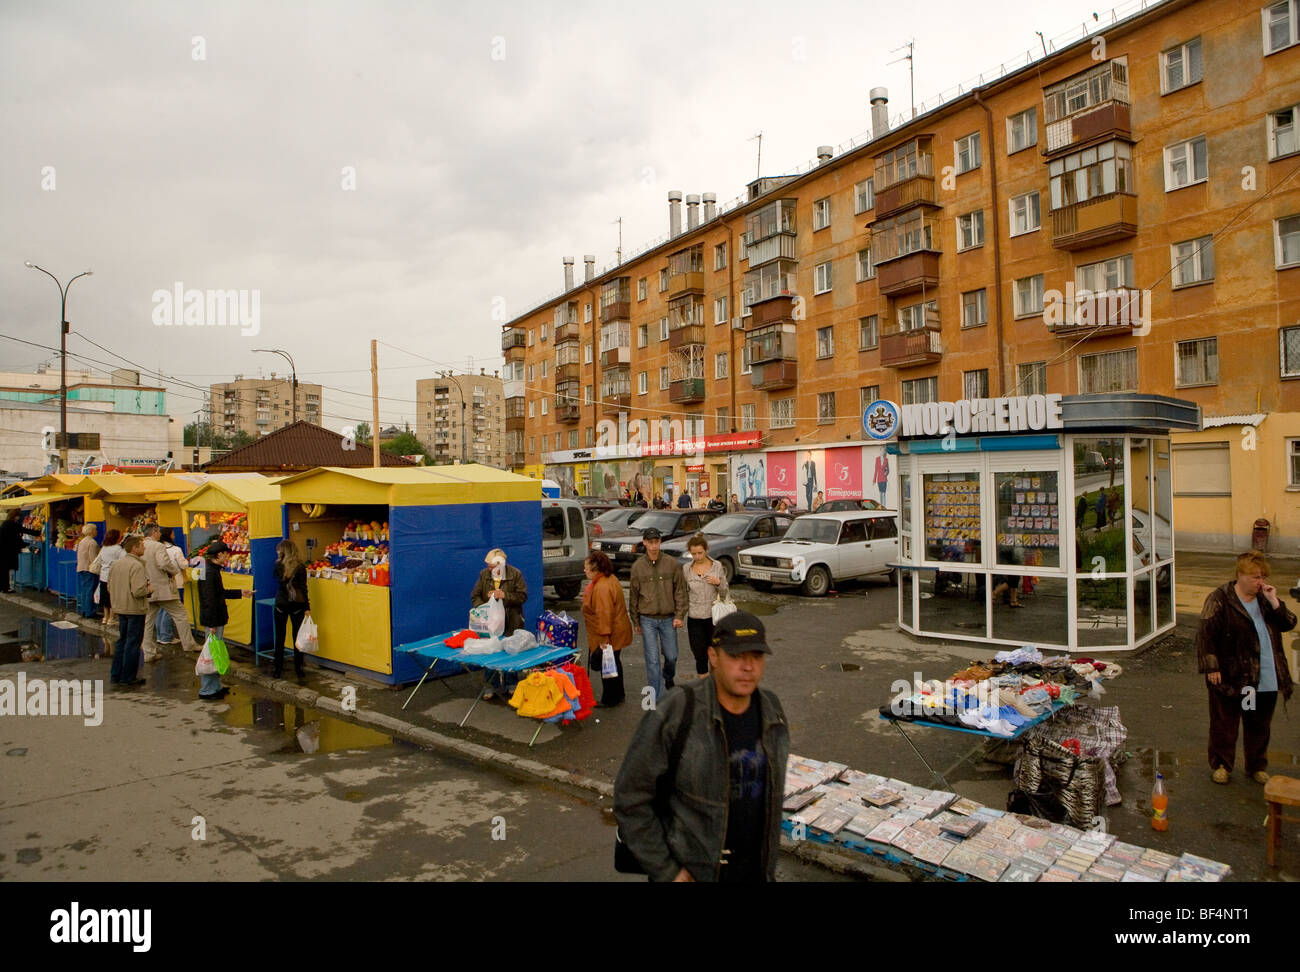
xmin=1151 ymin=772 xmax=1168 ymax=831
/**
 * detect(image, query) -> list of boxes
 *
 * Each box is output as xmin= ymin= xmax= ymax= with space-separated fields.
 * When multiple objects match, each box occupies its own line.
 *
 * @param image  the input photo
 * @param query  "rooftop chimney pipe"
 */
xmin=583 ymin=254 xmax=596 ymax=281
xmin=562 ymin=256 xmax=575 ymax=291
xmin=870 ymin=88 xmax=890 ymax=137
xmin=668 ymin=190 xmax=682 ymax=236
xmin=686 ymin=194 xmax=701 ymax=230
xmin=817 ymin=145 xmax=833 ymax=164
xmin=702 ymin=192 xmax=716 ymax=222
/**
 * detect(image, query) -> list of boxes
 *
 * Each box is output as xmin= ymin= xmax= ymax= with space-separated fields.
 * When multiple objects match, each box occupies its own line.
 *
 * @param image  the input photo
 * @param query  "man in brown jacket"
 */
xmin=108 ymin=535 xmax=150 ymax=686
xmin=1196 ymin=551 xmax=1296 ymax=784
xmin=629 ymin=528 xmax=688 ymax=704
xmin=141 ymin=523 xmax=196 ymax=658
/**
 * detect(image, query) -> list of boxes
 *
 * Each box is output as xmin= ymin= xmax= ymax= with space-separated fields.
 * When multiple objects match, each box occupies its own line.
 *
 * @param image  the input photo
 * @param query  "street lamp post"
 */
xmin=253 ymin=348 xmax=298 ymax=424
xmin=25 ymin=262 xmax=93 ymax=472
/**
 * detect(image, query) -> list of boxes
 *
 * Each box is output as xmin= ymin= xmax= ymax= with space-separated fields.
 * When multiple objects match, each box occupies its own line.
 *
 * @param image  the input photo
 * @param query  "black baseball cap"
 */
xmin=206 ymin=541 xmax=230 ymax=557
xmin=641 ymin=527 xmax=663 ymax=540
xmin=711 ymin=610 xmax=772 ymax=655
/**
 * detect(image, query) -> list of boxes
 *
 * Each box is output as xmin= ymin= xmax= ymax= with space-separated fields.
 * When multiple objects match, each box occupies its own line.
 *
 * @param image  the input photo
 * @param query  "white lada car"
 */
xmin=737 ymin=510 xmax=899 ymax=597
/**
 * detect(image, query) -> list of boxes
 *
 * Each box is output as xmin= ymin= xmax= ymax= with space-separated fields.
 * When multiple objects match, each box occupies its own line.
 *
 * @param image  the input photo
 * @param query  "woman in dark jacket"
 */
xmin=272 ymin=539 xmax=312 ymax=679
xmin=196 ymin=541 xmax=250 ymax=700
xmin=470 ymin=548 xmax=527 ymax=634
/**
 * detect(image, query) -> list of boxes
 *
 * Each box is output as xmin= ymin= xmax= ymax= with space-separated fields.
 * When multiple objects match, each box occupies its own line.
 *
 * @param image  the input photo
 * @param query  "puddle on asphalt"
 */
xmin=733 ymin=600 xmax=778 ymax=616
xmin=1131 ymin=747 xmax=1298 ymax=781
xmin=0 ymin=618 xmax=111 ymax=664
xmin=219 ymin=690 xmax=393 ymax=754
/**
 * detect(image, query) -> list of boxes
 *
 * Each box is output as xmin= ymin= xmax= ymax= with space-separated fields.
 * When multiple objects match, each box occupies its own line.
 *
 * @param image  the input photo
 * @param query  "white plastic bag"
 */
xmin=459 ymin=636 xmax=498 ymax=656
xmin=468 ymin=604 xmax=491 ymax=634
xmin=600 ymin=644 xmax=618 ymax=679
xmin=500 ymin=629 xmax=537 ymax=655
xmin=485 ymin=596 xmax=506 ymax=640
xmin=92 ymin=585 xmax=101 ymax=605
xmin=195 ymin=642 xmax=217 ymax=676
xmin=295 ymin=615 xmax=319 ymax=654
xmin=711 ymin=596 xmax=737 ymax=625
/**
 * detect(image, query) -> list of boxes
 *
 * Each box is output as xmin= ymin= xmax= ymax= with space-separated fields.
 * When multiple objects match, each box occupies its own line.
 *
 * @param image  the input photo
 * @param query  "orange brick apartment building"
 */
xmin=503 ymin=0 xmax=1300 ymax=552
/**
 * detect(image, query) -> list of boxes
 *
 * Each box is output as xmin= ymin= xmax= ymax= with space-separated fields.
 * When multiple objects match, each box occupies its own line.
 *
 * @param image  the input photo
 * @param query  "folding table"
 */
xmin=398 ymin=631 xmax=579 ymax=745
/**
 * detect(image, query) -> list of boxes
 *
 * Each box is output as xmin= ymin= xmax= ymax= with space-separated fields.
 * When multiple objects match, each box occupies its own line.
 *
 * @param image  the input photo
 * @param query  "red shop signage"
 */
xmin=702 ymin=431 xmax=763 ymax=454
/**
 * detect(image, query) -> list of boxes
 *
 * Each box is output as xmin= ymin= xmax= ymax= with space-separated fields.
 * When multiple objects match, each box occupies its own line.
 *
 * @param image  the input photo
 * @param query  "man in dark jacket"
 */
xmin=0 ymin=508 xmax=40 ymax=593
xmin=470 ymin=548 xmax=528 ymax=635
xmin=1196 ymin=551 xmax=1296 ymax=785
xmin=196 ymin=541 xmax=251 ymax=699
xmin=614 ymin=611 xmax=789 ymax=882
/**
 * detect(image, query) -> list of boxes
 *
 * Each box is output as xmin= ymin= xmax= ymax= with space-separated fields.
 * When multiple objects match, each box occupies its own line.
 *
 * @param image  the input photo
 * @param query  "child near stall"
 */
xmin=196 ymin=541 xmax=252 ymax=700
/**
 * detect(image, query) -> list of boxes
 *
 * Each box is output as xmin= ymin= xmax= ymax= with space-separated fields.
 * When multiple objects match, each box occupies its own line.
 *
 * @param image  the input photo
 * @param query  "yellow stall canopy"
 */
xmin=275 ymin=464 xmax=541 ymax=507
xmin=179 ymin=477 xmax=284 ymax=539
xmin=0 ymin=493 xmax=52 ymax=510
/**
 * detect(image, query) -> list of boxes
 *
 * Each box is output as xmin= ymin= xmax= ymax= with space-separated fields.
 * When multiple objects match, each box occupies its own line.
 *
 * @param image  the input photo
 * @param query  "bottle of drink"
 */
xmin=1151 ymin=773 xmax=1168 ymax=832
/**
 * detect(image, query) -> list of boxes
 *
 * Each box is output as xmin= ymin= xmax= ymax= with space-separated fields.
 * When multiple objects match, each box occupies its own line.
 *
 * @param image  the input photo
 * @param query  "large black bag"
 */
xmin=614 ymin=688 xmax=695 ymax=875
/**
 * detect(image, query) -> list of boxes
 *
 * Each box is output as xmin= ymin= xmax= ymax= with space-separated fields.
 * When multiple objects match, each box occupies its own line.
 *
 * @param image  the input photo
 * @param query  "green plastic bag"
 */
xmin=207 ymin=632 xmax=230 ymax=676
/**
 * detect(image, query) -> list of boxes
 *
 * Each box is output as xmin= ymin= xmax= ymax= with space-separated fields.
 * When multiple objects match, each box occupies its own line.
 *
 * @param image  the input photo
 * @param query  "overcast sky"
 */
xmin=2 ymin=0 xmax=1136 ymax=430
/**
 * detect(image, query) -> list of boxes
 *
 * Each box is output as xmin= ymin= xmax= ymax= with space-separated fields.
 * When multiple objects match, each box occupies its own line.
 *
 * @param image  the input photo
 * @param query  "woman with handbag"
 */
xmin=682 ymin=533 xmax=728 ymax=679
xmin=95 ymin=529 xmax=125 ymax=626
xmin=196 ymin=541 xmax=251 ymax=700
xmin=75 ymin=524 xmax=101 ymax=619
xmin=154 ymin=528 xmax=189 ymax=644
xmin=272 ymin=539 xmax=312 ymax=680
xmin=581 ymin=550 xmax=632 ymax=707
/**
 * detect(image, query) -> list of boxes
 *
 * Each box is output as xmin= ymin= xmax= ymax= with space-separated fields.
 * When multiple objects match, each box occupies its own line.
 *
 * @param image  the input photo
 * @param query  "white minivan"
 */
xmin=542 ymin=499 xmax=589 ymax=600
xmin=737 ymin=510 xmax=898 ymax=596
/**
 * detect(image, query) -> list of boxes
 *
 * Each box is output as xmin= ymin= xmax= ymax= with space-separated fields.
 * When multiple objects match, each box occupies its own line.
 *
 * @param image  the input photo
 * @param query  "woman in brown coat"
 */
xmin=582 ymin=550 xmax=632 ymax=707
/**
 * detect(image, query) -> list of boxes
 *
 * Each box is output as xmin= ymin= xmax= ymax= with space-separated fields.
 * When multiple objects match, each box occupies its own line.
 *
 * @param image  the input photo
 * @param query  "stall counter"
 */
xmin=306 ymin=579 xmax=392 ymax=675
xmin=184 ymin=570 xmax=253 ymax=644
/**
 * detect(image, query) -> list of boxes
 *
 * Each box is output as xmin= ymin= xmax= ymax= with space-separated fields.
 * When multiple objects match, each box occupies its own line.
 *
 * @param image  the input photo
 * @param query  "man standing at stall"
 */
xmin=141 ymin=523 xmax=196 ymax=659
xmin=614 ymin=611 xmax=789 ymax=882
xmin=629 ymin=528 xmax=687 ymax=703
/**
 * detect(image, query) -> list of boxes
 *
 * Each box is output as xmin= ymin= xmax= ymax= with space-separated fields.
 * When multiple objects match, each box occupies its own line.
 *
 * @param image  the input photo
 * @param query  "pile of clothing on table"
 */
xmin=881 ymin=646 xmax=1122 ymax=738
xmin=507 ymin=663 xmax=595 ymax=724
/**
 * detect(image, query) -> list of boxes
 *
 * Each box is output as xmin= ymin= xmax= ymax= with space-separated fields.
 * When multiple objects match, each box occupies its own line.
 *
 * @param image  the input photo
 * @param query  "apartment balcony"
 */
xmin=601 ymin=392 xmax=631 ymax=414
xmin=505 ymin=415 xmax=525 ymax=432
xmin=667 ymin=270 xmax=705 ymax=297
xmin=599 ymin=345 xmax=631 ymax=369
xmin=555 ymin=362 xmax=581 ymax=383
xmin=750 ymin=360 xmax=798 ymax=390
xmin=1043 ymin=60 xmax=1131 ymax=156
xmin=509 ymin=450 xmax=526 ymax=467
xmin=668 ymin=324 xmax=707 ymax=351
xmin=874 ymin=171 xmax=938 ymax=220
xmin=599 ymin=298 xmax=630 ymax=324
xmin=748 ymin=294 xmax=797 ymax=327
xmin=555 ymin=401 xmax=581 ymax=424
xmin=1045 ymin=101 xmax=1130 ymax=156
xmin=1046 ymin=287 xmax=1146 ymax=338
xmin=745 ymin=233 xmax=797 ymax=268
xmin=875 ymin=250 xmax=941 ymax=297
xmin=554 ymin=322 xmax=580 ymax=344
xmin=880 ymin=326 xmax=943 ymax=368
xmin=504 ymin=343 xmax=525 ymax=362
xmin=668 ymin=378 xmax=706 ymax=403
xmin=1051 ymin=192 xmax=1138 ymax=251
xmin=501 ymin=328 xmax=526 ymax=352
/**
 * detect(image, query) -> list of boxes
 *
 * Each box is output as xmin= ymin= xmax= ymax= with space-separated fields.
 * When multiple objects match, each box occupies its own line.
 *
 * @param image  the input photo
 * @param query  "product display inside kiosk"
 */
xmin=47 ymin=498 xmax=86 ymax=550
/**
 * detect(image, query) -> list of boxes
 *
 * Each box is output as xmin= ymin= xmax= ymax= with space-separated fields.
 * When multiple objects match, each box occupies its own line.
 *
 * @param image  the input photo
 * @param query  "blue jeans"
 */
xmin=640 ymin=615 xmax=679 ymax=704
xmin=200 ymin=625 xmax=224 ymax=696
xmin=156 ymin=599 xmax=176 ymax=642
xmin=110 ymin=614 xmax=144 ymax=683
xmin=77 ymin=570 xmax=99 ymax=617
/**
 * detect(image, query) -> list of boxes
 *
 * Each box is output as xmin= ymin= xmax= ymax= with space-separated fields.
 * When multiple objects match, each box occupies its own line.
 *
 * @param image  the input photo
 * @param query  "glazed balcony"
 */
xmin=501 ymin=328 xmax=526 ymax=352
xmin=601 ymin=392 xmax=631 ymax=414
xmin=554 ymin=322 xmax=580 ymax=344
xmin=746 ymin=323 xmax=795 ymax=366
xmin=873 ymin=138 xmax=937 ymax=219
xmin=1046 ymin=287 xmax=1146 ymax=338
xmin=874 ymin=170 xmax=937 ymax=220
xmin=554 ymin=362 xmax=581 ymax=383
xmin=1043 ymin=60 xmax=1131 ymax=156
xmin=599 ymin=345 xmax=631 ymax=369
xmin=1051 ymin=192 xmax=1138 ymax=251
xmin=667 ymin=270 xmax=705 ymax=297
xmin=504 ymin=343 xmax=525 ymax=363
xmin=505 ymin=415 xmax=525 ymax=432
xmin=668 ymin=324 xmax=707 ymax=351
xmin=876 ymin=250 xmax=941 ymax=297
xmin=669 ymin=377 xmax=706 ymax=403
xmin=750 ymin=360 xmax=798 ymax=390
xmin=509 ymin=450 xmax=526 ymax=467
xmin=554 ymin=401 xmax=581 ymax=424
xmin=599 ymin=278 xmax=632 ymax=323
xmin=748 ymin=294 xmax=797 ymax=327
xmin=599 ymin=298 xmax=630 ymax=324
xmin=880 ymin=325 xmax=943 ymax=368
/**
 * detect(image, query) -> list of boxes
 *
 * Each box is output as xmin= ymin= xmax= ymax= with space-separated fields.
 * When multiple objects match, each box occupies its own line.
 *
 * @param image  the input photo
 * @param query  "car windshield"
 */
xmin=702 ymin=514 xmax=751 ymax=537
xmin=632 ymin=512 xmax=679 ymax=533
xmin=594 ymin=508 xmax=630 ymax=525
xmin=781 ymin=518 xmax=840 ymax=544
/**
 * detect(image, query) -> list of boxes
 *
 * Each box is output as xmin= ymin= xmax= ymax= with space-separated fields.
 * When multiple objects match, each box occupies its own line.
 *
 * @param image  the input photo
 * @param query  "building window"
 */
xmin=814 ymin=261 xmax=833 ymax=294
xmin=540 ymin=398 xmax=548 ymax=416
xmin=714 ymin=296 xmax=728 ymax=324
xmin=583 ymin=343 xmax=592 ymax=364
xmin=1264 ymin=1 xmax=1299 ymax=54
xmin=817 ymin=326 xmax=834 ymax=359
xmin=1079 ymin=347 xmax=1138 ymax=393
xmin=568 ymin=430 xmax=578 ymax=448
xmin=817 ymin=392 xmax=836 ymax=425
xmin=1161 ymin=37 xmax=1202 ymax=93
xmin=1077 ymin=254 xmax=1134 ymax=293
xmin=1171 ymin=236 xmax=1215 ymax=287
xmin=740 ymin=344 xmax=752 ymax=375
xmin=898 ymin=300 xmax=937 ymax=331
xmin=856 ymin=247 xmax=875 ymax=281
xmin=1009 ymin=191 xmax=1041 ymax=236
xmin=715 ymin=352 xmax=729 ymax=379
xmin=526 ymin=365 xmax=535 ymax=382
xmin=585 ymin=426 xmax=594 ymax=446
xmin=961 ymin=289 xmax=988 ymax=328
xmin=1164 ymin=136 xmax=1208 ymax=190
xmin=716 ymin=407 xmax=730 ymax=432
xmin=715 ymin=242 xmax=727 ymax=270
xmin=637 ymin=324 xmax=648 ymax=347
xmin=638 ymin=371 xmax=648 ymax=395
xmin=738 ymin=234 xmax=748 ymax=262
xmin=963 ymin=369 xmax=990 ymax=399
xmin=541 ymin=361 xmax=548 ymax=379
xmin=771 ymin=398 xmax=795 ymax=429
xmin=1282 ymin=325 xmax=1300 ymax=377
xmin=813 ymin=197 xmax=831 ymax=231
xmin=555 ymin=432 xmax=561 ymax=450
xmin=660 ymin=317 xmax=669 ymax=341
xmin=527 ymin=436 xmax=534 ymax=453
xmin=901 ymin=376 xmax=938 ymax=405
xmin=955 ymin=132 xmax=981 ymax=173
xmin=956 ymin=211 xmax=985 ymax=251
xmin=1017 ymin=361 xmax=1047 ymax=396
xmin=859 ymin=315 xmax=879 ymax=350
xmin=860 ymin=385 xmax=880 ymax=413
xmin=659 ymin=269 xmax=669 ymax=292
xmin=584 ymin=384 xmax=593 ymax=405
xmin=527 ymin=329 xmax=534 ymax=346
xmin=1014 ymin=275 xmax=1045 ymax=317
xmin=584 ymin=303 xmax=592 ymax=323
xmin=740 ymin=403 xmax=756 ymax=431
xmin=1006 ymin=107 xmax=1037 ymax=153
xmin=854 ymin=178 xmax=875 ymax=214
xmin=1175 ymin=337 xmax=1219 ymax=387
xmin=638 ymin=278 xmax=647 ymax=301
xmin=1270 ymin=106 xmax=1299 ymax=159
xmin=1277 ymin=215 xmax=1300 ymax=268
xmin=540 ymin=324 xmax=548 ymax=342
xmin=659 ymin=366 xmax=670 ymax=390
xmin=1289 ymin=438 xmax=1300 ymax=485
xmin=1049 ymin=140 xmax=1133 ymax=209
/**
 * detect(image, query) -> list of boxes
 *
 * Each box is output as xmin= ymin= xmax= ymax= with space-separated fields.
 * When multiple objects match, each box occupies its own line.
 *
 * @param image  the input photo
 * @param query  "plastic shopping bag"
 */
xmin=207 ymin=632 xmax=230 ymax=675
xmin=500 ymin=629 xmax=537 ymax=655
xmin=711 ymin=596 xmax=737 ymax=625
xmin=92 ymin=585 xmax=101 ymax=605
xmin=196 ymin=641 xmax=218 ymax=676
xmin=468 ymin=604 xmax=492 ymax=634
xmin=295 ymin=616 xmax=319 ymax=654
xmin=485 ymin=596 xmax=506 ymax=640
xmin=601 ymin=645 xmax=618 ymax=679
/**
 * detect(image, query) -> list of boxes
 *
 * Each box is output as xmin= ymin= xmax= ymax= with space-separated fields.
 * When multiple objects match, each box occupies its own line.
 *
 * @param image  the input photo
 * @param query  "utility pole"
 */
xmin=370 ymin=339 xmax=380 ymax=468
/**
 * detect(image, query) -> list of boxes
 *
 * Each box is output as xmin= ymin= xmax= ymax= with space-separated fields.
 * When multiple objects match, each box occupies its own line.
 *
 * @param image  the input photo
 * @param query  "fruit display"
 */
xmin=22 ymin=510 xmax=46 ymax=537
xmin=306 ymin=520 xmax=391 ymax=585
xmin=190 ymin=512 xmax=253 ymax=572
xmin=54 ymin=519 xmax=82 ymax=550
xmin=128 ymin=510 xmax=157 ymax=535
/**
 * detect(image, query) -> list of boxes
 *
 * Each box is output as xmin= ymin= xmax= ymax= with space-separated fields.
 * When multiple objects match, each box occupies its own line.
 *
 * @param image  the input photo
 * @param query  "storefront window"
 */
xmin=920 ymin=571 xmax=985 ymax=637
xmin=900 ymin=570 xmax=916 ymax=630
xmin=992 ymin=576 xmax=1068 ymax=646
xmin=1153 ymin=438 xmax=1172 ymax=565
xmin=1076 ymin=576 xmax=1128 ymax=648
xmin=1073 ymin=437 xmax=1124 ymax=573
xmin=993 ymin=470 xmax=1061 ymax=569
xmin=899 ymin=472 xmax=912 ymax=559
xmin=923 ymin=472 xmax=981 ymax=563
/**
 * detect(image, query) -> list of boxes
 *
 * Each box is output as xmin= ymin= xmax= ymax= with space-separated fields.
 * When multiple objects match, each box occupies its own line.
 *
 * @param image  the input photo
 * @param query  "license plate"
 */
xmin=543 ymin=548 xmax=562 ymax=559
xmin=620 ymin=544 xmax=634 ymax=553
xmin=748 ymin=570 xmax=771 ymax=581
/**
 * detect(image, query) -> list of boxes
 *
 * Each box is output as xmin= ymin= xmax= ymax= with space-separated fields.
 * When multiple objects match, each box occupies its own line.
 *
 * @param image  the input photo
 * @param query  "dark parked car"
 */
xmin=817 ymin=498 xmax=884 ymax=513
xmin=588 ymin=506 xmax=647 ymax=538
xmin=661 ymin=511 xmax=795 ymax=583
xmin=742 ymin=495 xmax=801 ymax=512
xmin=589 ymin=508 xmax=720 ymax=572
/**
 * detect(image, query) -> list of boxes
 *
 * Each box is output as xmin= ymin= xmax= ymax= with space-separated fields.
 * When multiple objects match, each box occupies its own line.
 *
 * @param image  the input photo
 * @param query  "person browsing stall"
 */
xmin=628 ymin=527 xmax=687 ymax=703
xmin=107 ymin=535 xmax=150 ymax=687
xmin=196 ymin=540 xmax=253 ymax=700
xmin=272 ymin=539 xmax=312 ymax=680
xmin=582 ymin=551 xmax=632 ymax=707
xmin=471 ymin=548 xmax=527 ymax=634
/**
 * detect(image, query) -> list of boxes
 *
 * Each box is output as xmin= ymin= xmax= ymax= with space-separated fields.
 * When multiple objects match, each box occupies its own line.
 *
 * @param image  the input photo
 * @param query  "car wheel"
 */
xmin=749 ymin=579 xmax=773 ymax=592
xmin=801 ymin=565 xmax=831 ymax=597
xmin=718 ymin=557 xmax=735 ymax=584
xmin=553 ymin=580 xmax=580 ymax=600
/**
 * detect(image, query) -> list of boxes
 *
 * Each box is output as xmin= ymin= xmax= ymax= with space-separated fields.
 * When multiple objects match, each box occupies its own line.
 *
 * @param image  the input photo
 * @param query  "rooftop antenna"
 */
xmin=888 ymin=40 xmax=916 ymax=119
xmin=749 ymin=131 xmax=763 ymax=179
xmin=613 ymin=216 xmax=623 ymax=264
xmin=1035 ymin=31 xmax=1048 ymax=56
